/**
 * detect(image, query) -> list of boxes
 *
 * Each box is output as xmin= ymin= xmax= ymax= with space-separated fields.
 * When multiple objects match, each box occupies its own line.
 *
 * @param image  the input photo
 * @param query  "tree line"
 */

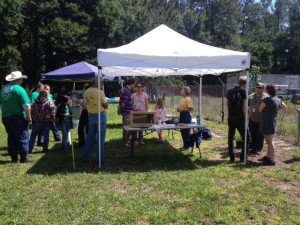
xmin=0 ymin=0 xmax=299 ymax=85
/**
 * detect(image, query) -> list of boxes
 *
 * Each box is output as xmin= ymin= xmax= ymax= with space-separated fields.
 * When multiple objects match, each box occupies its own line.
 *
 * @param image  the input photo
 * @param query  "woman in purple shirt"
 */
xmin=132 ymin=83 xmax=149 ymax=144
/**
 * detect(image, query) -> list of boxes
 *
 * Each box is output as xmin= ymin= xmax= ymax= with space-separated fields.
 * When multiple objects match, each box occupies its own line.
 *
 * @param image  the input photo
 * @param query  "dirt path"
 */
xmin=211 ymin=131 xmax=300 ymax=168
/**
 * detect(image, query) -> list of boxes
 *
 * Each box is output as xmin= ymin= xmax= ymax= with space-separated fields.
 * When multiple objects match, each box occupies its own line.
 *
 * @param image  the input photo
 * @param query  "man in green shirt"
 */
xmin=0 ymin=71 xmax=33 ymax=163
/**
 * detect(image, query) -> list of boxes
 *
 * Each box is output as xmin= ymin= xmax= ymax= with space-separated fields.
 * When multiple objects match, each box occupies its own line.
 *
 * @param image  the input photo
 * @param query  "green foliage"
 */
xmin=0 ymin=0 xmax=300 ymax=84
xmin=0 ymin=0 xmax=24 ymax=83
xmin=249 ymin=65 xmax=262 ymax=92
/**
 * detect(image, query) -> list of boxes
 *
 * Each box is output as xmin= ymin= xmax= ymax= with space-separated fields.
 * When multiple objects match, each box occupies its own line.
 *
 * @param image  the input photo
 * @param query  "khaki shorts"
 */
xmin=122 ymin=114 xmax=130 ymax=126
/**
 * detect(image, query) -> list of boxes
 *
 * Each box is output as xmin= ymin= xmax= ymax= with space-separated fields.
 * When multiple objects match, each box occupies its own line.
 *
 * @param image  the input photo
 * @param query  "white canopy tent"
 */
xmin=96 ymin=24 xmax=251 ymax=168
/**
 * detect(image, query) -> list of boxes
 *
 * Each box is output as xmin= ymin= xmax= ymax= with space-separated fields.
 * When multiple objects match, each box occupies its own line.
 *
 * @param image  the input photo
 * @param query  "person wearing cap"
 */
xmin=81 ymin=77 xmax=108 ymax=164
xmin=248 ymin=82 xmax=268 ymax=154
xmin=176 ymin=86 xmax=193 ymax=151
xmin=0 ymin=71 xmax=33 ymax=163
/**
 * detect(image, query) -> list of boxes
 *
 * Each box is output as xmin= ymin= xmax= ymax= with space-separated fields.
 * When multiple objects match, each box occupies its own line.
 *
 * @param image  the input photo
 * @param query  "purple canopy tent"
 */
xmin=40 ymin=61 xmax=120 ymax=170
xmin=40 ymin=61 xmax=119 ymax=82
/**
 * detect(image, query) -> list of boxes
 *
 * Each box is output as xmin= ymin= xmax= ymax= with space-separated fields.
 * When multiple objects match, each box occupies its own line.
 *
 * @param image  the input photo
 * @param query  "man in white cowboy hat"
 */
xmin=0 ymin=71 xmax=33 ymax=163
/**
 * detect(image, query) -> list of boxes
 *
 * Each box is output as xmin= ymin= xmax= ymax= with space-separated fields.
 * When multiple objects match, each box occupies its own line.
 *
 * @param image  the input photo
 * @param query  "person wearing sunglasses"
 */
xmin=248 ymin=83 xmax=268 ymax=155
xmin=132 ymin=83 xmax=149 ymax=144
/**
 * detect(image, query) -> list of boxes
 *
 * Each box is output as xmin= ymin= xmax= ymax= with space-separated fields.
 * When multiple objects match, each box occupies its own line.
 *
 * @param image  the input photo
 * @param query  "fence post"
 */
xmin=298 ymin=109 xmax=300 ymax=145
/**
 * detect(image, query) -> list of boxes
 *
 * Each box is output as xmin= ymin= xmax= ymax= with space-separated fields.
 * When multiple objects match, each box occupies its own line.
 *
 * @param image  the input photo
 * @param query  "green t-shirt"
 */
xmin=0 ymin=84 xmax=31 ymax=117
xmin=31 ymin=91 xmax=39 ymax=102
xmin=48 ymin=93 xmax=54 ymax=102
xmin=64 ymin=106 xmax=70 ymax=121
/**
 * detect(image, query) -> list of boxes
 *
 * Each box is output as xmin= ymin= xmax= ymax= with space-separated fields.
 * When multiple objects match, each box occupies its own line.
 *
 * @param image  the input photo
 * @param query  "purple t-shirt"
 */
xmin=132 ymin=92 xmax=148 ymax=111
xmin=119 ymin=86 xmax=134 ymax=114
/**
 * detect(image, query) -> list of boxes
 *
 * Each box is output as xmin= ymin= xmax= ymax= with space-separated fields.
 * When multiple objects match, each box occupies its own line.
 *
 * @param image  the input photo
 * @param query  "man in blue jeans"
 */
xmin=81 ymin=77 xmax=108 ymax=164
xmin=0 ymin=71 xmax=33 ymax=163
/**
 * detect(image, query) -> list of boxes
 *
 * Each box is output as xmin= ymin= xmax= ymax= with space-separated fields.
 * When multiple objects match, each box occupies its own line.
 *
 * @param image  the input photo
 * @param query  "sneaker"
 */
xmin=262 ymin=158 xmax=276 ymax=166
xmin=264 ymin=159 xmax=276 ymax=166
xmin=20 ymin=157 xmax=36 ymax=163
xmin=258 ymin=156 xmax=270 ymax=162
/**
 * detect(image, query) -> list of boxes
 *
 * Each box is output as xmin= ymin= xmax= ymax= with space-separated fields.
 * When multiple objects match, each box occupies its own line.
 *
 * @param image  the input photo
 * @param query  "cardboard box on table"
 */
xmin=130 ymin=111 xmax=156 ymax=127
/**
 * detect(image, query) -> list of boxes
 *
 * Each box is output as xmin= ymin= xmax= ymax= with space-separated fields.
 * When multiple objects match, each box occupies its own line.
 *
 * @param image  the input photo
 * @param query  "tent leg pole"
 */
xmin=244 ymin=70 xmax=250 ymax=165
xmin=199 ymin=75 xmax=202 ymax=117
xmin=98 ymin=69 xmax=102 ymax=169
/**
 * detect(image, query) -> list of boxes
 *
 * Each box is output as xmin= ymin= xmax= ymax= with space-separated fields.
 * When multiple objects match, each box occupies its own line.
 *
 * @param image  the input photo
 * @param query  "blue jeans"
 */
xmin=82 ymin=112 xmax=107 ymax=162
xmin=2 ymin=115 xmax=29 ymax=159
xmin=61 ymin=120 xmax=71 ymax=151
xmin=179 ymin=112 xmax=192 ymax=149
xmin=51 ymin=121 xmax=61 ymax=141
xmin=29 ymin=122 xmax=51 ymax=152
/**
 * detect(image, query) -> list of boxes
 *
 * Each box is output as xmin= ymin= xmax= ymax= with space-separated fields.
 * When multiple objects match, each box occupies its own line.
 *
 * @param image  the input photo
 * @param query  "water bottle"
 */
xmin=196 ymin=115 xmax=201 ymax=125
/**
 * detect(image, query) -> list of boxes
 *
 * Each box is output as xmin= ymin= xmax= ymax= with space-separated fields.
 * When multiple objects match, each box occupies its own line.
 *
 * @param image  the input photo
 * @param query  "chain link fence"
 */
xmin=146 ymin=84 xmax=299 ymax=144
xmin=145 ymin=85 xmax=225 ymax=123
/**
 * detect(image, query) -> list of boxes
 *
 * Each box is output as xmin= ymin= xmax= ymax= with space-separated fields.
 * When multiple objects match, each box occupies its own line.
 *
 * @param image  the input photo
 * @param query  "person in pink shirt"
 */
xmin=132 ymin=83 xmax=149 ymax=144
xmin=154 ymin=98 xmax=166 ymax=143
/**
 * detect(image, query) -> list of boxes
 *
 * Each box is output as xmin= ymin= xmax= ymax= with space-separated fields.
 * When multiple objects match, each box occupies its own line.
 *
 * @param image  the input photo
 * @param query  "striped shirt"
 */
xmin=119 ymin=86 xmax=133 ymax=114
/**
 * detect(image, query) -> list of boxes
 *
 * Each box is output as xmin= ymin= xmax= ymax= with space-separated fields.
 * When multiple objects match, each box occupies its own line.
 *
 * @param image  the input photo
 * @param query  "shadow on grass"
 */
xmin=0 ymin=146 xmax=7 ymax=151
xmin=27 ymin=138 xmax=201 ymax=175
xmin=284 ymin=157 xmax=300 ymax=164
xmin=106 ymin=123 xmax=123 ymax=129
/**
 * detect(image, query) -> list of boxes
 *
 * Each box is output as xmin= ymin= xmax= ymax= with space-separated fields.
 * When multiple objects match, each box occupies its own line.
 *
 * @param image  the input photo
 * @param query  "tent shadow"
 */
xmin=193 ymin=158 xmax=228 ymax=167
xmin=26 ymin=138 xmax=198 ymax=175
xmin=0 ymin=146 xmax=7 ymax=152
xmin=106 ymin=123 xmax=123 ymax=129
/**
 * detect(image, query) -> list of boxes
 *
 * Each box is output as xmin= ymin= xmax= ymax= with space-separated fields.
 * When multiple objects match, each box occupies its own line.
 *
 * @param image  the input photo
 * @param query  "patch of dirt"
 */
xmin=211 ymin=134 xmax=300 ymax=203
xmin=211 ymin=131 xmax=225 ymax=138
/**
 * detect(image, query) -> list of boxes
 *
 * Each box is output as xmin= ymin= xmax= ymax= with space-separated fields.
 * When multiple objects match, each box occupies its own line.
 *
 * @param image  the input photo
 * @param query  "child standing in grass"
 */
xmin=56 ymin=96 xmax=73 ymax=152
xmin=154 ymin=98 xmax=166 ymax=143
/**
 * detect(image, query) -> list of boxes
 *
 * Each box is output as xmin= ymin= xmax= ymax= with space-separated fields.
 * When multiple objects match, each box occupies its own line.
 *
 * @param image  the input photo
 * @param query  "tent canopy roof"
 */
xmin=41 ymin=61 xmax=118 ymax=81
xmin=97 ymin=24 xmax=250 ymax=77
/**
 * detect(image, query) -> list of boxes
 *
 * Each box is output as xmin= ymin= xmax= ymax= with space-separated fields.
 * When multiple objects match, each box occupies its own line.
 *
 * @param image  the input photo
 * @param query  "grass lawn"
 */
xmin=0 ymin=103 xmax=299 ymax=224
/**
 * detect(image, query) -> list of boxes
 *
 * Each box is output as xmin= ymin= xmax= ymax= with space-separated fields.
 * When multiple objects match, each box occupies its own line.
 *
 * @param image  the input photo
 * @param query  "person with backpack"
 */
xmin=44 ymin=84 xmax=61 ymax=142
xmin=29 ymin=90 xmax=56 ymax=153
xmin=226 ymin=76 xmax=250 ymax=162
